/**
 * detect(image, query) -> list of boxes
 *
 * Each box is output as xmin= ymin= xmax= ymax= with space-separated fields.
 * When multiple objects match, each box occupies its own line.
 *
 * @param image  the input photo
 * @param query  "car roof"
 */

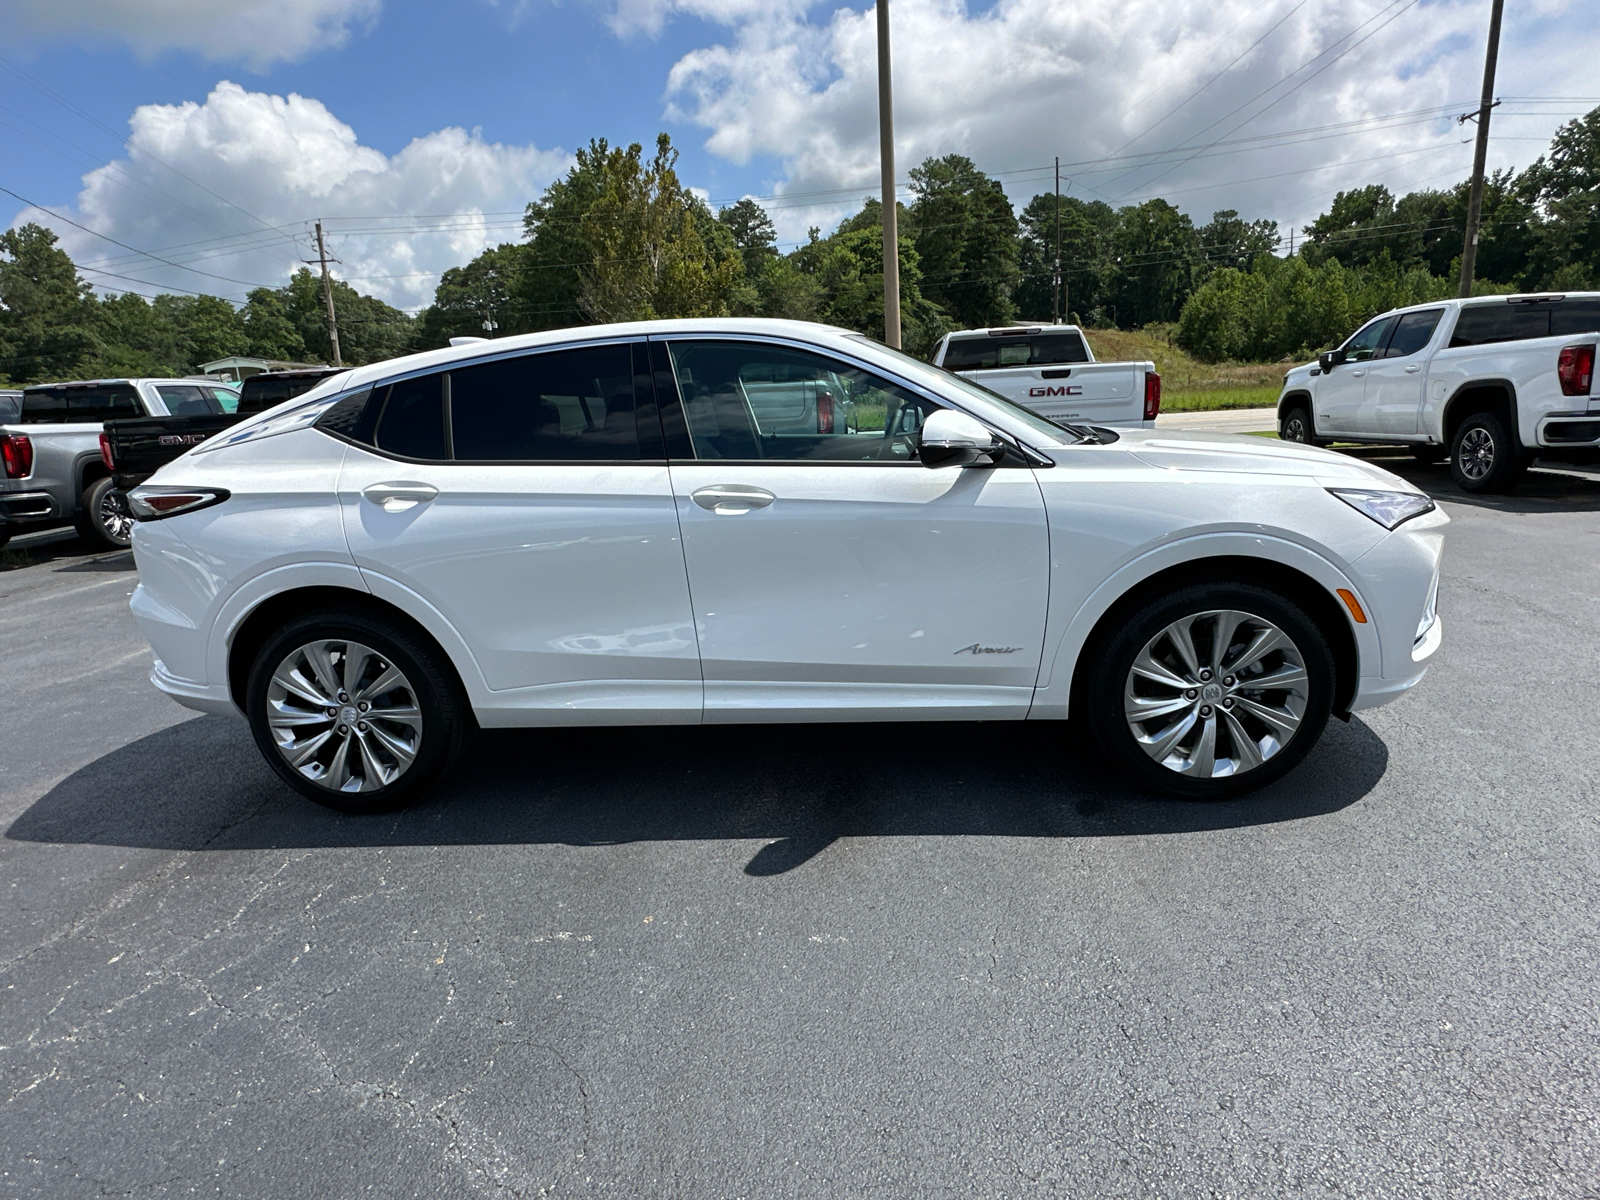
xmin=22 ymin=377 xmax=238 ymax=389
xmin=335 ymin=317 xmax=860 ymax=392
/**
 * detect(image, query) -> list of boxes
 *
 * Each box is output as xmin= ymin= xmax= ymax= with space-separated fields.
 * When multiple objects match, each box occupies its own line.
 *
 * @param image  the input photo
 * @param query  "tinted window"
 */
xmin=1340 ymin=317 xmax=1396 ymax=362
xmin=943 ymin=331 xmax=1090 ymax=370
xmin=373 ymin=375 xmax=447 ymax=460
xmin=239 ymin=373 xmax=337 ymax=415
xmin=156 ymin=384 xmax=226 ymax=416
xmin=668 ymin=340 xmax=942 ymax=463
xmin=450 ymin=345 xmax=640 ymax=461
xmin=0 ymin=394 xmax=19 ymax=424
xmin=1381 ymin=309 xmax=1444 ymax=359
xmin=1550 ymin=299 xmax=1600 ymax=337
xmin=20 ymin=384 xmax=141 ymax=424
xmin=1450 ymin=303 xmax=1553 ymax=347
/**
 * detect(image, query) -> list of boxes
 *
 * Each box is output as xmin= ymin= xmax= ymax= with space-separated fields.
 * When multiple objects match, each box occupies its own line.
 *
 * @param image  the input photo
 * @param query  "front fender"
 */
xmin=1028 ymin=531 xmax=1380 ymax=720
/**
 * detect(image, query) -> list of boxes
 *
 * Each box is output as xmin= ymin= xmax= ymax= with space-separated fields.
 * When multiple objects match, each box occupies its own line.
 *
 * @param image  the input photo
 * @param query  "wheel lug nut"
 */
xmin=1199 ymin=669 xmax=1212 ymax=681
xmin=358 ymin=701 xmax=370 ymax=712
xmin=357 ymin=722 xmax=368 ymax=732
xmin=337 ymin=691 xmax=349 ymax=703
xmin=1199 ymin=705 xmax=1212 ymax=717
xmin=326 ymin=707 xmax=338 ymax=718
xmin=1223 ymin=675 xmax=1235 ymax=686
xmin=336 ymin=724 xmax=348 ymax=735
xmin=1223 ymin=698 xmax=1234 ymax=709
xmin=1185 ymin=689 xmax=1198 ymax=700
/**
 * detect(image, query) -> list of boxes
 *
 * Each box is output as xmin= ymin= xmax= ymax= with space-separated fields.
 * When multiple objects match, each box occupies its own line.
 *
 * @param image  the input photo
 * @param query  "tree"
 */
xmin=1196 ymin=210 xmax=1280 ymax=276
xmin=0 ymin=224 xmax=99 ymax=384
xmin=717 ymin=198 xmax=779 ymax=278
xmin=1015 ymin=193 xmax=1118 ymax=324
xmin=1111 ymin=199 xmax=1199 ymax=326
xmin=792 ymin=219 xmax=946 ymax=354
xmin=908 ymin=155 xmax=1020 ymax=329
xmin=413 ymin=243 xmax=522 ymax=350
xmin=241 ymin=287 xmax=306 ymax=361
xmin=282 ymin=268 xmax=412 ymax=367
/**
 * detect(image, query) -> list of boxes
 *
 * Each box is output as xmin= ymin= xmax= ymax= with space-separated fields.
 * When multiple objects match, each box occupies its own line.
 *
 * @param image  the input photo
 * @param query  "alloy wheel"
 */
xmin=1123 ymin=609 xmax=1309 ymax=779
xmin=1457 ymin=426 xmax=1495 ymax=481
xmin=265 ymin=638 xmax=422 ymax=793
xmin=1283 ymin=416 xmax=1308 ymax=443
xmin=98 ymin=490 xmax=135 ymax=544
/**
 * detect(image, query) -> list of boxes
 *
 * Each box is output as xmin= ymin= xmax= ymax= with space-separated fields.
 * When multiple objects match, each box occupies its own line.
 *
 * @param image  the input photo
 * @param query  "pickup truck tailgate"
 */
xmin=105 ymin=414 xmax=243 ymax=488
xmin=957 ymin=361 xmax=1147 ymax=426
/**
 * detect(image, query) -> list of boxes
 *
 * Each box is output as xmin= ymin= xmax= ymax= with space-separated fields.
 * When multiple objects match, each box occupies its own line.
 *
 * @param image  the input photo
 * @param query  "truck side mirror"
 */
xmin=1319 ymin=349 xmax=1347 ymax=372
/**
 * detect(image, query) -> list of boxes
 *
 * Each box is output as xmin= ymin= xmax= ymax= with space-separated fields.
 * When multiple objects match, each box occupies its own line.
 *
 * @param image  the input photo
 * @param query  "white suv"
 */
xmin=128 ymin=319 xmax=1446 ymax=811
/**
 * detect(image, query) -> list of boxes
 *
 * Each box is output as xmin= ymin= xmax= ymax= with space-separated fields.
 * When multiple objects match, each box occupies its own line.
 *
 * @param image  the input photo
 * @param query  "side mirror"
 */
xmin=919 ymin=409 xmax=1002 ymax=468
xmin=1319 ymin=349 xmax=1347 ymax=372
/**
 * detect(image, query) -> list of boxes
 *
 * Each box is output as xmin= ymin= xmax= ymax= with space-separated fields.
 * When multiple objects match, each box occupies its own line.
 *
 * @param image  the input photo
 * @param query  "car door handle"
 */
xmin=691 ymin=484 xmax=775 ymax=514
xmin=1350 ymin=369 xmax=1366 ymax=377
xmin=363 ymin=482 xmax=438 ymax=512
xmin=1404 ymin=364 xmax=1422 ymax=373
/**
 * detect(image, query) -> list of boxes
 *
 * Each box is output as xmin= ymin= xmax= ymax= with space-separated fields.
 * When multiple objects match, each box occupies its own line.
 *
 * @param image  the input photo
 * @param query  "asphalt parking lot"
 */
xmin=2 ymin=450 xmax=1597 ymax=1199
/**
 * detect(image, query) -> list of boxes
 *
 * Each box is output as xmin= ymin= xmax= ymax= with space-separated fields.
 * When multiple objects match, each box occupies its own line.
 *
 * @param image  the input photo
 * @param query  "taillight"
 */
xmin=0 ymin=433 xmax=33 ymax=479
xmin=817 ymin=389 xmax=835 ymax=434
xmin=1143 ymin=371 xmax=1162 ymax=421
xmin=1558 ymin=343 xmax=1595 ymax=396
xmin=126 ymin=486 xmax=229 ymax=521
xmin=99 ymin=432 xmax=116 ymax=471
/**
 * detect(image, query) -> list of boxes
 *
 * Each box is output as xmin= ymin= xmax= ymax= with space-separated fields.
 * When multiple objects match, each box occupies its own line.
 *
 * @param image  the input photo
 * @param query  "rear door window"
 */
xmin=1449 ymin=303 xmax=1553 ymax=347
xmin=1380 ymin=310 xmax=1444 ymax=359
xmin=373 ymin=375 xmax=448 ymax=460
xmin=450 ymin=344 xmax=641 ymax=461
xmin=943 ymin=331 xmax=1090 ymax=370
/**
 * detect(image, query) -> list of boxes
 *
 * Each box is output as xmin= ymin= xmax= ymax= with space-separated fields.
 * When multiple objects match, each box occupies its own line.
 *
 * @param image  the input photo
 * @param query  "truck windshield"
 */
xmin=19 ymin=384 xmax=141 ymax=424
xmin=943 ymin=331 xmax=1090 ymax=370
xmin=156 ymin=385 xmax=228 ymax=416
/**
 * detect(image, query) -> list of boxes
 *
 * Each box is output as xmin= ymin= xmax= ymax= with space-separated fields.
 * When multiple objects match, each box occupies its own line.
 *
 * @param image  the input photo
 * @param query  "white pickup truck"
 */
xmin=930 ymin=325 xmax=1161 ymax=429
xmin=1277 ymin=293 xmax=1600 ymax=493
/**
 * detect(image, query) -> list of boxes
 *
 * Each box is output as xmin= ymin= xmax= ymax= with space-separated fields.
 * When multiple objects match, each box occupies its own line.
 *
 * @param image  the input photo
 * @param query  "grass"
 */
xmin=1080 ymin=324 xmax=1290 ymax=413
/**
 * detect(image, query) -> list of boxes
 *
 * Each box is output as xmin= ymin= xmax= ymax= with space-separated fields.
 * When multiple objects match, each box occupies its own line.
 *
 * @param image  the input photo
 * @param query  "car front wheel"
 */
xmin=1279 ymin=405 xmax=1323 ymax=447
xmin=1084 ymin=583 xmax=1335 ymax=800
xmin=246 ymin=609 xmax=468 ymax=813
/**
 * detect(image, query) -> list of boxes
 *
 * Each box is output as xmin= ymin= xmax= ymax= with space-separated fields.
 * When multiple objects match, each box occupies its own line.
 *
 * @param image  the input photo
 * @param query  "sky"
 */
xmin=1 ymin=0 xmax=1597 ymax=315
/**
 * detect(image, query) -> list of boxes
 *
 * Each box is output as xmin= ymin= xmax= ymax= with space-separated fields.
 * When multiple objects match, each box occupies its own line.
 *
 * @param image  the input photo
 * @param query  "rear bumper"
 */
xmin=0 ymin=491 xmax=61 ymax=521
xmin=151 ymin=657 xmax=240 ymax=718
xmin=1537 ymin=415 xmax=1600 ymax=447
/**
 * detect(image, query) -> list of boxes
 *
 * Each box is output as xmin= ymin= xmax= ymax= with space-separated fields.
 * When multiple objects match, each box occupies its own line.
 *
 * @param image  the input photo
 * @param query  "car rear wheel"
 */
xmin=77 ymin=477 xmax=134 ymax=550
xmin=1083 ymin=583 xmax=1335 ymax=800
xmin=1279 ymin=405 xmax=1323 ymax=447
xmin=246 ymin=609 xmax=468 ymax=813
xmin=1450 ymin=410 xmax=1532 ymax=494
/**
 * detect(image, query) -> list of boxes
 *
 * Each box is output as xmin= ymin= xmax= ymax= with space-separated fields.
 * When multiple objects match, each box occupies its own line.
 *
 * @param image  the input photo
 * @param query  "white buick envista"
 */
xmin=126 ymin=319 xmax=1446 ymax=811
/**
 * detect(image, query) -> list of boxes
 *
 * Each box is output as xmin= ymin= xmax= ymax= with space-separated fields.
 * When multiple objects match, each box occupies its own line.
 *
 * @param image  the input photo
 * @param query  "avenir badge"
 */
xmin=954 ymin=643 xmax=1023 ymax=655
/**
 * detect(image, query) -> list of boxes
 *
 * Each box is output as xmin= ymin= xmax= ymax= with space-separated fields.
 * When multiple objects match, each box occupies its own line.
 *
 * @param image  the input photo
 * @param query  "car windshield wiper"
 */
xmin=1055 ymin=421 xmax=1103 ymax=444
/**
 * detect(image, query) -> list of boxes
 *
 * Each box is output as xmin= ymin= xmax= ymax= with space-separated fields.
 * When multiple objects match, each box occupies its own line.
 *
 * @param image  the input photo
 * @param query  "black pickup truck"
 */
xmin=103 ymin=368 xmax=343 ymax=494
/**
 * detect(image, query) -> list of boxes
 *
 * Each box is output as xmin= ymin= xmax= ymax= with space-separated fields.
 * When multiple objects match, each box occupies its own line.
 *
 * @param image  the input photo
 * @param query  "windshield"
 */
xmin=843 ymin=334 xmax=1074 ymax=445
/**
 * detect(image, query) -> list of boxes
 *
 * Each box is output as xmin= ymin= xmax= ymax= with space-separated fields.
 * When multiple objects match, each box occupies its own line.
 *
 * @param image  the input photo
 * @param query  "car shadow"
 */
xmin=7 ymin=713 xmax=1390 ymax=874
xmin=1340 ymin=446 xmax=1600 ymax=513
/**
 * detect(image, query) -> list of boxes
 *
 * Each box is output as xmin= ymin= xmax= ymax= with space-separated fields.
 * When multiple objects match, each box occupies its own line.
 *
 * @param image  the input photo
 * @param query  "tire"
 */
xmin=1450 ymin=410 xmax=1532 ymax=494
xmin=77 ymin=477 xmax=134 ymax=550
xmin=1083 ymin=582 xmax=1336 ymax=800
xmin=1410 ymin=444 xmax=1447 ymax=464
xmin=1279 ymin=405 xmax=1323 ymax=447
xmin=246 ymin=608 xmax=468 ymax=813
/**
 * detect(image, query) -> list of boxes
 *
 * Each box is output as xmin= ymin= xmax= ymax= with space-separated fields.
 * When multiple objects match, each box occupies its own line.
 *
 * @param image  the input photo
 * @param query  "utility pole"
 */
xmin=876 ymin=0 xmax=901 ymax=349
xmin=1053 ymin=157 xmax=1062 ymax=324
xmin=312 ymin=220 xmax=343 ymax=368
xmin=1458 ymin=0 xmax=1505 ymax=298
xmin=1288 ymin=226 xmax=1295 ymax=257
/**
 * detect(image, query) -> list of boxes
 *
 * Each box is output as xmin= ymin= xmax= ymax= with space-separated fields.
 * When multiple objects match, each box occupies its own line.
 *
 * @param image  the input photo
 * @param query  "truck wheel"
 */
xmin=76 ymin=477 xmax=135 ymax=550
xmin=1082 ymin=582 xmax=1334 ymax=801
xmin=1450 ymin=411 xmax=1532 ymax=494
xmin=246 ymin=608 xmax=469 ymax=813
xmin=1279 ymin=405 xmax=1324 ymax=447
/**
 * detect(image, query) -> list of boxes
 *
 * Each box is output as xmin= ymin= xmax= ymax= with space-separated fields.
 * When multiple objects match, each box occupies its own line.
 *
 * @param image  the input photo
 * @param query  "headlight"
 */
xmin=1327 ymin=487 xmax=1435 ymax=530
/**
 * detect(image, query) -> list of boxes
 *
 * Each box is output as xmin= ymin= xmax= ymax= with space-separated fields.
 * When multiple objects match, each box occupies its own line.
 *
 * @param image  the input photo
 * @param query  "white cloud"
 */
xmin=9 ymin=81 xmax=571 ymax=311
xmin=643 ymin=0 xmax=1599 ymax=242
xmin=0 ymin=0 xmax=381 ymax=69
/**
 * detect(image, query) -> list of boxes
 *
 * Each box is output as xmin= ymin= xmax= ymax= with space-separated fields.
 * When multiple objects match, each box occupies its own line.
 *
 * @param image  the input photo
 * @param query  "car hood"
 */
xmin=1109 ymin=427 xmax=1419 ymax=489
